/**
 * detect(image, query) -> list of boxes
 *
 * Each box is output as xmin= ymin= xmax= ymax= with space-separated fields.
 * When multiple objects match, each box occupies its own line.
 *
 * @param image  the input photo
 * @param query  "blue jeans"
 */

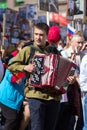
xmin=28 ymin=98 xmax=60 ymax=130
xmin=83 ymin=94 xmax=87 ymax=130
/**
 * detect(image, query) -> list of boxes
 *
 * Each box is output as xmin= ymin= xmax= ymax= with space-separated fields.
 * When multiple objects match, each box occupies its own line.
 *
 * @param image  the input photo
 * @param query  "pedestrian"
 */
xmin=0 ymin=40 xmax=27 ymax=130
xmin=80 ymin=54 xmax=87 ymax=130
xmin=0 ymin=69 xmax=26 ymax=130
xmin=9 ymin=40 xmax=30 ymax=130
xmin=8 ymin=22 xmax=61 ymax=130
xmin=47 ymin=26 xmax=78 ymax=130
xmin=65 ymin=33 xmax=84 ymax=130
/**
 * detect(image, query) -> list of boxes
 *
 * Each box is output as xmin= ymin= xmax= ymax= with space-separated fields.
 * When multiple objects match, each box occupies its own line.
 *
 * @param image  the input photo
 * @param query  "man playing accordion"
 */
xmin=8 ymin=23 xmax=75 ymax=130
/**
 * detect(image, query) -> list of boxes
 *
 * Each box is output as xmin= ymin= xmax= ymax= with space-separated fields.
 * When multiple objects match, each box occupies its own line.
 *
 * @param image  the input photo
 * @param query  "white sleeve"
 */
xmin=80 ymin=55 xmax=87 ymax=92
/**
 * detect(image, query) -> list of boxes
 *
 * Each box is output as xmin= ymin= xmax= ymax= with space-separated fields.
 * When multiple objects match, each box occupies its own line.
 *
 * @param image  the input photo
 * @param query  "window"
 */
xmin=15 ymin=0 xmax=24 ymax=6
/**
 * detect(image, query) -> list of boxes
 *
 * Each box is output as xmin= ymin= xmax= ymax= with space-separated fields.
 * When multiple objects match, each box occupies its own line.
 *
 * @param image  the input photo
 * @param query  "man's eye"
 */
xmin=40 ymin=34 xmax=44 ymax=36
xmin=35 ymin=33 xmax=44 ymax=36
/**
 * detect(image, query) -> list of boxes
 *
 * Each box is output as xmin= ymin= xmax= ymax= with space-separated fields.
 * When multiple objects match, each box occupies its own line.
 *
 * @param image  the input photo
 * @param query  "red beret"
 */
xmin=48 ymin=26 xmax=61 ymax=43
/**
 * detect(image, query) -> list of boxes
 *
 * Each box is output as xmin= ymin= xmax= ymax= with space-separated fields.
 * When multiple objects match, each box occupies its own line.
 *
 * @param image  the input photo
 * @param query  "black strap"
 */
xmin=22 ymin=41 xmax=33 ymax=48
xmin=29 ymin=46 xmax=35 ymax=63
xmin=29 ymin=45 xmax=47 ymax=63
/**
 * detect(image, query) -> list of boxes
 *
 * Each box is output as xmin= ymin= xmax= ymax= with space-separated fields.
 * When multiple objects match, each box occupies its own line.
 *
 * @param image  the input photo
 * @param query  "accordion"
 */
xmin=30 ymin=54 xmax=59 ymax=87
xmin=30 ymin=54 xmax=76 ymax=94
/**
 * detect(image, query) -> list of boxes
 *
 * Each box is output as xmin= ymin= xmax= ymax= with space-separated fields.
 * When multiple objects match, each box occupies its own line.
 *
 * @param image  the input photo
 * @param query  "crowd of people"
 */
xmin=0 ymin=22 xmax=87 ymax=130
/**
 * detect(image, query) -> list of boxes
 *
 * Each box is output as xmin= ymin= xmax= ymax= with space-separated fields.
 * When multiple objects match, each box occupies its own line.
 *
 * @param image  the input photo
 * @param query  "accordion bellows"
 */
xmin=30 ymin=54 xmax=59 ymax=88
xmin=30 ymin=54 xmax=76 ymax=92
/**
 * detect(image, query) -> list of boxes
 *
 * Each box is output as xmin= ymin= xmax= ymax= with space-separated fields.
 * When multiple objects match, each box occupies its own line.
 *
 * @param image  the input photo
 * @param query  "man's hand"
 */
xmin=24 ymin=63 xmax=36 ymax=73
xmin=67 ymin=75 xmax=76 ymax=84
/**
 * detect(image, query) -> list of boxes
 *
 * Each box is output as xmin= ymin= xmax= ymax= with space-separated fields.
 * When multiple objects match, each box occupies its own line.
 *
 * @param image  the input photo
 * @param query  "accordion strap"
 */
xmin=28 ymin=45 xmax=47 ymax=64
xmin=29 ymin=46 xmax=35 ymax=63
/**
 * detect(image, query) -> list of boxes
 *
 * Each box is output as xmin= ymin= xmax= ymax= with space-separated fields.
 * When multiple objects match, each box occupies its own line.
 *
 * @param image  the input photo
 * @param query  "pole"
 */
xmin=47 ymin=11 xmax=50 ymax=26
xmin=2 ymin=13 xmax=6 ymax=46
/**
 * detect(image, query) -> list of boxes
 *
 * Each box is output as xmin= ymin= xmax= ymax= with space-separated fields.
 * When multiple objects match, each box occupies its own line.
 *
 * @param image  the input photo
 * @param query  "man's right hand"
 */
xmin=24 ymin=63 xmax=36 ymax=73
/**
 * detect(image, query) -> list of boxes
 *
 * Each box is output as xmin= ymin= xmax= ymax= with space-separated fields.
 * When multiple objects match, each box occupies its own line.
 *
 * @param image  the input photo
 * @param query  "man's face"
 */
xmin=34 ymin=27 xmax=47 ymax=47
xmin=71 ymin=36 xmax=84 ymax=53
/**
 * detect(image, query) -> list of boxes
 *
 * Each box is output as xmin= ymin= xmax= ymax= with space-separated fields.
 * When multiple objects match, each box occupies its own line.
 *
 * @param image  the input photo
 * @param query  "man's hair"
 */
xmin=34 ymin=22 xmax=49 ymax=35
xmin=16 ymin=40 xmax=25 ymax=48
xmin=71 ymin=33 xmax=84 ymax=41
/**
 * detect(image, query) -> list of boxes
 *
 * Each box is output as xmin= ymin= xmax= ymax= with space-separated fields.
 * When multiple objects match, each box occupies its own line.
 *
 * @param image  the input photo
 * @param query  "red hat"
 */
xmin=48 ymin=26 xmax=61 ymax=43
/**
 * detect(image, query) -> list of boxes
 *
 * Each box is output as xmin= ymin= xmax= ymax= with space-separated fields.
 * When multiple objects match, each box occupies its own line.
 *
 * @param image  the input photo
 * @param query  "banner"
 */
xmin=19 ymin=7 xmax=26 ymax=19
xmin=74 ymin=0 xmax=83 ymax=15
xmin=50 ymin=13 xmax=69 ymax=26
xmin=26 ymin=4 xmax=37 ymax=20
xmin=67 ymin=0 xmax=74 ymax=20
xmin=36 ymin=16 xmax=47 ymax=23
xmin=38 ymin=0 xmax=58 ymax=13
